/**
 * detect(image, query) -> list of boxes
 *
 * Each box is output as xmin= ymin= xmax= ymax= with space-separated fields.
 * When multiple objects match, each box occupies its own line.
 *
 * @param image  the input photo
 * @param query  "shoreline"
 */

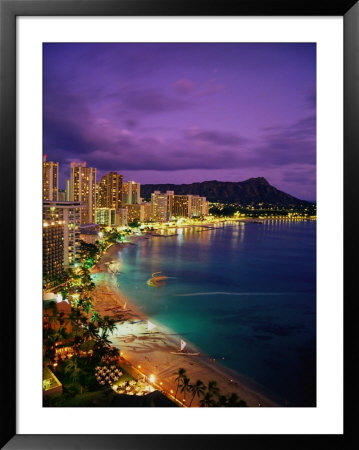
xmin=147 ymin=216 xmax=316 ymax=231
xmin=91 ymin=235 xmax=281 ymax=407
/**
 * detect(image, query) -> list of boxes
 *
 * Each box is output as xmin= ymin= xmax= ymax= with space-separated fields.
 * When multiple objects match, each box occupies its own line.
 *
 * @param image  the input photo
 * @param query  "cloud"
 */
xmin=171 ymin=78 xmax=196 ymax=94
xmin=122 ymin=89 xmax=191 ymax=113
xmin=43 ymin=89 xmax=138 ymax=156
xmin=171 ymin=78 xmax=224 ymax=98
xmin=43 ymin=82 xmax=315 ymax=191
xmin=124 ymin=119 xmax=138 ymax=129
xmin=248 ymin=115 xmax=316 ymax=167
xmin=80 ymin=138 xmax=246 ymax=172
xmin=185 ymin=128 xmax=250 ymax=147
xmin=305 ymin=89 xmax=316 ymax=109
xmin=45 ymin=93 xmax=315 ymax=177
xmin=44 ymin=93 xmax=245 ymax=172
xmin=281 ymin=166 xmax=316 ymax=184
xmin=195 ymin=79 xmax=224 ymax=97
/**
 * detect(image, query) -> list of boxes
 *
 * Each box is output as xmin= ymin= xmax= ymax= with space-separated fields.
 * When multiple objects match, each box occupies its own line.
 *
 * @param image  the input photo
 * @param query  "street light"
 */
xmin=149 ymin=374 xmax=155 ymax=384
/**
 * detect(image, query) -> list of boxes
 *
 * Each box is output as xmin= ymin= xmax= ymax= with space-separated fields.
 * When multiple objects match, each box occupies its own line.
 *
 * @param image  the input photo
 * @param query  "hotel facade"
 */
xmin=43 ymin=155 xmax=58 ymax=201
xmin=43 ymin=201 xmax=84 ymax=268
xmin=126 ymin=203 xmax=151 ymax=224
xmin=151 ymin=191 xmax=209 ymax=221
xmin=122 ymin=181 xmax=141 ymax=205
xmin=151 ymin=191 xmax=173 ymax=222
xmin=97 ymin=171 xmax=123 ymax=210
xmin=70 ymin=162 xmax=96 ymax=224
xmin=43 ymin=221 xmax=64 ymax=278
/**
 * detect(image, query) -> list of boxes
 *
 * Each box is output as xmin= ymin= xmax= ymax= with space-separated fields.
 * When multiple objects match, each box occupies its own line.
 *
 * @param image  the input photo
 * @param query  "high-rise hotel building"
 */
xmin=151 ymin=191 xmax=174 ymax=222
xmin=151 ymin=191 xmax=208 ymax=221
xmin=97 ymin=172 xmax=123 ymax=209
xmin=191 ymin=195 xmax=209 ymax=217
xmin=95 ymin=208 xmax=117 ymax=227
xmin=126 ymin=203 xmax=151 ymax=224
xmin=43 ymin=155 xmax=58 ymax=201
xmin=122 ymin=181 xmax=141 ymax=205
xmin=43 ymin=201 xmax=84 ymax=268
xmin=172 ymin=194 xmax=209 ymax=218
xmin=172 ymin=195 xmax=192 ymax=218
xmin=70 ymin=162 xmax=96 ymax=224
xmin=43 ymin=221 xmax=64 ymax=278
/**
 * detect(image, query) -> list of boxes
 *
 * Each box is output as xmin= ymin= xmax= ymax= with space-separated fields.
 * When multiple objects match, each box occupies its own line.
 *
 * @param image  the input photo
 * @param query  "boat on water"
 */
xmin=152 ymin=271 xmax=167 ymax=280
xmin=147 ymin=271 xmax=167 ymax=287
xmin=170 ymin=339 xmax=200 ymax=356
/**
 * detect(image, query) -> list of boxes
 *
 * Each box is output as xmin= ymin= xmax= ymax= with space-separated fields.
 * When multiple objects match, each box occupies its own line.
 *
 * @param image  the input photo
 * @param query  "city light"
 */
xmin=149 ymin=374 xmax=155 ymax=383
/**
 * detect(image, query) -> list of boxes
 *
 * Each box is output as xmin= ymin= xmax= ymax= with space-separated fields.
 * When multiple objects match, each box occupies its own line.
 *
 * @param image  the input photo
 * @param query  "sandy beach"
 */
xmin=91 ymin=235 xmax=280 ymax=407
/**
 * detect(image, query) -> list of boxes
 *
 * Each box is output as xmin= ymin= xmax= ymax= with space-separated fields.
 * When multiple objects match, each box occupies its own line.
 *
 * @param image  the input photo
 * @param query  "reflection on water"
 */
xmin=116 ymin=221 xmax=316 ymax=406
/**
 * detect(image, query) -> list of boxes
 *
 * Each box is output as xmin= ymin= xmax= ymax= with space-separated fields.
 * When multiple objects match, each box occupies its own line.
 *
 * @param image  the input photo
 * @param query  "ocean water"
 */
xmin=112 ymin=221 xmax=316 ymax=406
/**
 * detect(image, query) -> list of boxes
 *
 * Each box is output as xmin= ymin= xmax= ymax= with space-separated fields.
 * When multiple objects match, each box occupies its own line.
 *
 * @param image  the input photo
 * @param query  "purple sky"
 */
xmin=43 ymin=43 xmax=316 ymax=200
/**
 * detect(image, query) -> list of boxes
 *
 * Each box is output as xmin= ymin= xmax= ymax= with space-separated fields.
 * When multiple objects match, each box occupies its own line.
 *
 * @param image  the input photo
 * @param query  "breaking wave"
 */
xmin=175 ymin=291 xmax=300 ymax=297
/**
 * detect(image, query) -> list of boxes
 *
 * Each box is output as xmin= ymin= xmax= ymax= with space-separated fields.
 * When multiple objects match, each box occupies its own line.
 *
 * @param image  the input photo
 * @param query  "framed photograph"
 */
xmin=1 ymin=0 xmax=356 ymax=448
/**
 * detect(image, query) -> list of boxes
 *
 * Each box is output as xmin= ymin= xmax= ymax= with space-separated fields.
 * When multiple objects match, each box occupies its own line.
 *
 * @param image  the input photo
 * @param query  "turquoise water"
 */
xmin=112 ymin=221 xmax=316 ymax=406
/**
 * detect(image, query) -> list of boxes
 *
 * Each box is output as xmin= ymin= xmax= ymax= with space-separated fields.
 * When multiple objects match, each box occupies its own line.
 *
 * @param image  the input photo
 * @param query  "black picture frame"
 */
xmin=1 ymin=0 xmax=357 ymax=448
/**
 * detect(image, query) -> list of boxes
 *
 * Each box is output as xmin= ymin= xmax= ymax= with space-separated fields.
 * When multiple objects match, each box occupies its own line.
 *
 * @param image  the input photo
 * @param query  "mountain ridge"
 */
xmin=140 ymin=177 xmax=313 ymax=207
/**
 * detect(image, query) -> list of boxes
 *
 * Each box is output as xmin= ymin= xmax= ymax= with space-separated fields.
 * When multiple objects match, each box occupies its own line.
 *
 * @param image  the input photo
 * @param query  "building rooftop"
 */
xmin=43 ymin=366 xmax=62 ymax=395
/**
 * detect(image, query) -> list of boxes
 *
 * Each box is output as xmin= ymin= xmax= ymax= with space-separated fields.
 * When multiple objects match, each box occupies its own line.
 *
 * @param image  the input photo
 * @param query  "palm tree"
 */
xmin=43 ymin=331 xmax=58 ymax=363
xmin=96 ymin=315 xmax=112 ymax=338
xmin=238 ymin=399 xmax=248 ymax=407
xmin=173 ymin=368 xmax=186 ymax=399
xmin=81 ymin=299 xmax=94 ymax=315
xmin=199 ymin=391 xmax=214 ymax=407
xmin=69 ymin=309 xmax=83 ymax=352
xmin=215 ymin=395 xmax=228 ymax=407
xmin=189 ymin=379 xmax=205 ymax=406
xmin=214 ymin=393 xmax=248 ymax=407
xmin=64 ymin=356 xmax=84 ymax=394
xmin=43 ymin=308 xmax=60 ymax=330
xmin=90 ymin=310 xmax=100 ymax=324
xmin=82 ymin=321 xmax=99 ymax=342
xmin=52 ymin=326 xmax=70 ymax=344
xmin=207 ymin=380 xmax=220 ymax=398
xmin=180 ymin=376 xmax=191 ymax=403
xmin=100 ymin=316 xmax=117 ymax=338
xmin=69 ymin=308 xmax=82 ymax=329
xmin=225 ymin=393 xmax=247 ymax=407
xmin=44 ymin=326 xmax=69 ymax=359
xmin=226 ymin=393 xmax=240 ymax=407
